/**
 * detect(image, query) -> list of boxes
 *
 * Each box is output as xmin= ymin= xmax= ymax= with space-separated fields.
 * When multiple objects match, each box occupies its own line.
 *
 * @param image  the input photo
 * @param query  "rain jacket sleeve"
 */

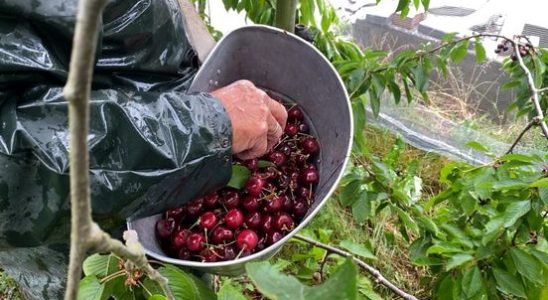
xmin=0 ymin=0 xmax=233 ymax=248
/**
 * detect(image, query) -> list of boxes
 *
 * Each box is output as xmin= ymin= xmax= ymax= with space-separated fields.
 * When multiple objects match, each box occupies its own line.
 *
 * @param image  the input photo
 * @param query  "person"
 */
xmin=0 ymin=0 xmax=286 ymax=297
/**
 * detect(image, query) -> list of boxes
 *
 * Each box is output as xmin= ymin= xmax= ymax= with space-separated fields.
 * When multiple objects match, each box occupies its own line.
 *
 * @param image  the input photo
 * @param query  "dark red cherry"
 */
xmin=165 ymin=207 xmax=184 ymax=221
xmin=186 ymin=201 xmax=204 ymax=217
xmin=236 ymin=230 xmax=259 ymax=251
xmin=293 ymin=153 xmax=309 ymax=166
xmin=245 ymin=175 xmax=266 ymax=196
xmin=204 ymin=192 xmax=220 ymax=208
xmin=266 ymin=231 xmax=284 ymax=245
xmin=225 ymin=209 xmax=244 ymax=229
xmin=297 ymin=186 xmax=314 ymax=200
xmin=201 ymin=248 xmax=218 ymax=262
xmin=244 ymin=158 xmax=259 ymax=171
xmin=171 ymin=229 xmax=190 ymax=249
xmin=199 ymin=212 xmax=217 ymax=230
xmin=298 ymin=123 xmax=309 ymax=134
xmin=292 ymin=200 xmax=308 ymax=217
xmin=264 ymin=196 xmax=284 ymax=213
xmin=221 ymin=245 xmax=237 ymax=260
xmin=273 ymin=213 xmax=294 ymax=233
xmin=186 ymin=233 xmax=205 ymax=252
xmin=300 ymin=167 xmax=319 ymax=184
xmin=300 ymin=137 xmax=319 ymax=155
xmin=222 ymin=189 xmax=240 ymax=208
xmin=288 ymin=106 xmax=304 ymax=121
xmin=211 ymin=226 xmax=233 ymax=244
xmin=156 ymin=219 xmax=175 ymax=239
xmin=268 ymin=151 xmax=286 ymax=166
xmin=277 ymin=143 xmax=292 ymax=156
xmin=242 ymin=195 xmax=260 ymax=212
xmin=178 ymin=248 xmax=191 ymax=260
xmin=285 ymin=123 xmax=299 ymax=137
xmin=282 ymin=196 xmax=293 ymax=211
xmin=261 ymin=215 xmax=274 ymax=233
xmin=244 ymin=211 xmax=262 ymax=229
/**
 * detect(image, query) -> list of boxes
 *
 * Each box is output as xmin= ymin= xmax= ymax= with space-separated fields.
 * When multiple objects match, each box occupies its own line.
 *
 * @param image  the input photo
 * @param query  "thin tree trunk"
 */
xmin=275 ymin=0 xmax=298 ymax=32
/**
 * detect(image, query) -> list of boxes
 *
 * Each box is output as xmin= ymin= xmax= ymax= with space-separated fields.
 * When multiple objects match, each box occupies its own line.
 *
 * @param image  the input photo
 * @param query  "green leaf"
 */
xmin=258 ymin=160 xmax=275 ymax=168
xmin=142 ymin=277 xmax=164 ymax=298
xmin=462 ymin=266 xmax=485 ymax=299
xmin=247 ymin=259 xmax=358 ymax=300
xmin=413 ymin=0 xmax=420 ymax=9
xmin=539 ymin=187 xmax=548 ymax=205
xmin=412 ymin=61 xmax=428 ymax=92
xmin=368 ymin=90 xmax=380 ymax=117
xmin=391 ymin=205 xmax=419 ymax=233
xmin=83 ymin=254 xmax=120 ymax=277
xmin=421 ymin=0 xmax=430 ymax=10
xmin=217 ymin=282 xmax=247 ymax=300
xmin=427 ymin=243 xmax=463 ymax=255
xmin=304 ymin=259 xmax=358 ymax=300
xmin=416 ymin=215 xmax=439 ymax=236
xmin=450 ymin=40 xmax=469 ymax=64
xmin=227 ymin=165 xmax=251 ymax=189
xmin=351 ymin=190 xmax=370 ymax=222
xmin=402 ymin=77 xmax=413 ymax=103
xmin=493 ymin=268 xmax=526 ymax=298
xmin=387 ymin=80 xmax=401 ymax=104
xmin=340 ymin=180 xmax=362 ymax=206
xmin=340 ymin=240 xmax=376 ymax=260
xmin=148 ymin=295 xmax=167 ymax=300
xmin=509 ymin=248 xmax=544 ymax=285
xmin=465 ymin=141 xmax=490 ymax=153
xmin=158 ymin=265 xmax=217 ymax=300
xmin=78 ymin=276 xmax=105 ymax=300
xmin=499 ymin=153 xmax=538 ymax=163
xmin=436 ymin=274 xmax=455 ymax=300
xmin=530 ymin=178 xmax=548 ymax=187
xmin=501 ymin=79 xmax=521 ymax=90
xmin=445 ymin=253 xmax=474 ymax=271
xmin=503 ymin=201 xmax=531 ymax=228
xmin=245 ymin=261 xmax=304 ymax=300
xmin=395 ymin=0 xmax=409 ymax=14
xmin=474 ymin=40 xmax=486 ymax=63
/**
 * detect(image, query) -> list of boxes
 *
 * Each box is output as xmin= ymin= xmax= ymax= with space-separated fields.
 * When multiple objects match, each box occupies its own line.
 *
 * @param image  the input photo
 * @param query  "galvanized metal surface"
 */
xmin=128 ymin=25 xmax=352 ymax=276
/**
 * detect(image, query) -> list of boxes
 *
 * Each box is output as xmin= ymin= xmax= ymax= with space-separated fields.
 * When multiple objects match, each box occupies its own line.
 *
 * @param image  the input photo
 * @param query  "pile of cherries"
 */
xmin=155 ymin=104 xmax=319 ymax=262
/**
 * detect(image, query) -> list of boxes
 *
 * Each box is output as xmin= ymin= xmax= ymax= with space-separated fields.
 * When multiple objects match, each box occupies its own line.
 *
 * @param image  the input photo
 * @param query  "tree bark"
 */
xmin=63 ymin=0 xmax=173 ymax=299
xmin=275 ymin=0 xmax=298 ymax=32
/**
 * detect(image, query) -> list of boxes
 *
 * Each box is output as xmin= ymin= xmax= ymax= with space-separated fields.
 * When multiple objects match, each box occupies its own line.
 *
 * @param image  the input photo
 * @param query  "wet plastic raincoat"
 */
xmin=0 ymin=0 xmax=232 ymax=297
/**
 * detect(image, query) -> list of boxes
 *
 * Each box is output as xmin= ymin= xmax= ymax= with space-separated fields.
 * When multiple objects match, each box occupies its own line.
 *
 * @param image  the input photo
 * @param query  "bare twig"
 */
xmin=513 ymin=37 xmax=548 ymax=139
xmin=506 ymin=117 xmax=541 ymax=154
xmin=317 ymin=251 xmax=332 ymax=282
xmin=63 ymin=0 xmax=173 ymax=299
xmin=294 ymin=234 xmax=419 ymax=300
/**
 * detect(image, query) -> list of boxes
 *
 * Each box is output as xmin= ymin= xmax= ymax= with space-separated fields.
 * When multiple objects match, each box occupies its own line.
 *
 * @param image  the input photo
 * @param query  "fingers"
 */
xmin=266 ymin=112 xmax=283 ymax=151
xmin=264 ymin=95 xmax=288 ymax=130
xmin=236 ymin=135 xmax=268 ymax=160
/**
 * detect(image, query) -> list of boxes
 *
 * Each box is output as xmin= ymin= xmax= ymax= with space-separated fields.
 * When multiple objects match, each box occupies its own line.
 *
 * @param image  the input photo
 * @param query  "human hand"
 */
xmin=211 ymin=80 xmax=288 ymax=160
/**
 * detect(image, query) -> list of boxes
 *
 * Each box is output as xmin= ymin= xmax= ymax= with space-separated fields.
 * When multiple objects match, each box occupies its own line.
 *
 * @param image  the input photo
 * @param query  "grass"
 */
xmin=224 ymin=124 xmax=448 ymax=299
xmin=0 ymin=270 xmax=22 ymax=300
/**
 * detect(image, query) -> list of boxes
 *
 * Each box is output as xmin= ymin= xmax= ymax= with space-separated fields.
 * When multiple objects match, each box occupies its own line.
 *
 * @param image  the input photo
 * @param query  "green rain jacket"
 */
xmin=0 ymin=0 xmax=232 ymax=297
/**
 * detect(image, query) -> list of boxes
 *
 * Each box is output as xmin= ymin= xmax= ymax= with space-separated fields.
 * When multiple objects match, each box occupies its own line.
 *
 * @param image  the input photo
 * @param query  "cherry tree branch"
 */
xmin=512 ymin=37 xmax=548 ymax=139
xmin=294 ymin=234 xmax=418 ymax=300
xmin=505 ymin=117 xmax=541 ymax=154
xmin=63 ymin=0 xmax=172 ymax=299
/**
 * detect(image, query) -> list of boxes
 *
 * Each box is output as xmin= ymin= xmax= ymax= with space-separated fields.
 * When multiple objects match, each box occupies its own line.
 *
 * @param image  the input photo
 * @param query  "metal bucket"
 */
xmin=127 ymin=25 xmax=352 ymax=276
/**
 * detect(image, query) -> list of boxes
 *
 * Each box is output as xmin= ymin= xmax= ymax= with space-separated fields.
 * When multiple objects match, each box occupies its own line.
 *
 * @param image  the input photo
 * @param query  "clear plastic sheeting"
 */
xmin=366 ymin=100 xmax=547 ymax=165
